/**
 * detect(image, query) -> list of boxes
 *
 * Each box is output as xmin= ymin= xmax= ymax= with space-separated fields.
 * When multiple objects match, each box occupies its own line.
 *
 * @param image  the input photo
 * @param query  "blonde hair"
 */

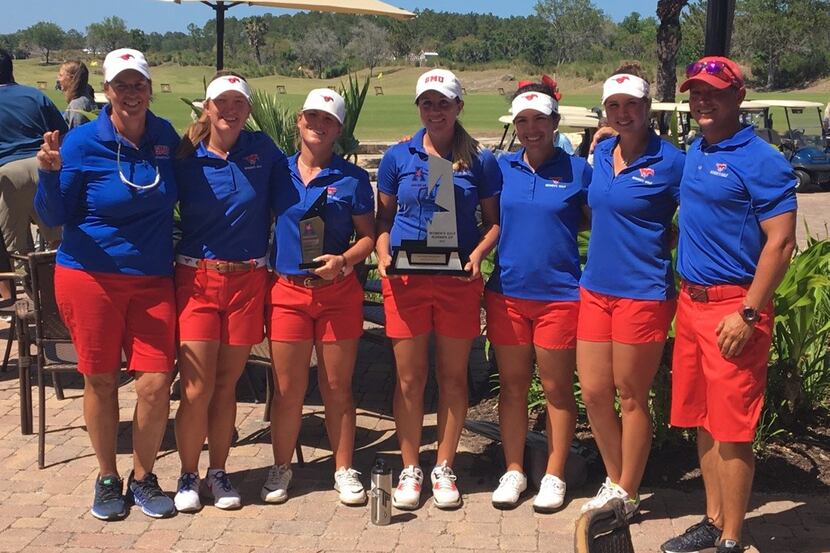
xmin=450 ymin=121 xmax=480 ymax=172
xmin=60 ymin=60 xmax=90 ymax=103
xmin=176 ymin=70 xmax=247 ymax=159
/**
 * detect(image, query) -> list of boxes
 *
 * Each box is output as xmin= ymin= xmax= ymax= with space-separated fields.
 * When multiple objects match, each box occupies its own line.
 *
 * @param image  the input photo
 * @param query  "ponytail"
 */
xmin=451 ymin=121 xmax=480 ymax=172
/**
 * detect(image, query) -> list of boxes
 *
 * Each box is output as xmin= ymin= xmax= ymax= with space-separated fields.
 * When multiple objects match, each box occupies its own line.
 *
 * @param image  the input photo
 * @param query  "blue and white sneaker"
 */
xmin=661 ymin=516 xmax=722 ymax=553
xmin=90 ymin=474 xmax=127 ymax=521
xmin=174 ymin=472 xmax=201 ymax=513
xmin=127 ymin=472 xmax=176 ymax=518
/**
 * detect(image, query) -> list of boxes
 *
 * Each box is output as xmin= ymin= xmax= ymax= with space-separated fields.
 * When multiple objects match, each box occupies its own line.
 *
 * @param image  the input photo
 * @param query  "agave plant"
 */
xmin=335 ymin=72 xmax=371 ymax=161
xmin=246 ymin=89 xmax=298 ymax=155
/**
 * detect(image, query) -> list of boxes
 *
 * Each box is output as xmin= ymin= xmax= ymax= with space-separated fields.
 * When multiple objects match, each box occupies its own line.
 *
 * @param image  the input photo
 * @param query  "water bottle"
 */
xmin=370 ymin=457 xmax=392 ymax=526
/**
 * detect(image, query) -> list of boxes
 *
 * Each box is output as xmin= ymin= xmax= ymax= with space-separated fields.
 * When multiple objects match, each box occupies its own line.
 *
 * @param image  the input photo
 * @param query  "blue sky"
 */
xmin=1 ymin=0 xmax=660 ymax=34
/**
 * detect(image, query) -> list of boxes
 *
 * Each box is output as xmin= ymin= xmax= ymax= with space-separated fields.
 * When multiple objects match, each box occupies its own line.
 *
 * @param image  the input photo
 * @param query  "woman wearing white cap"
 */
xmin=375 ymin=69 xmax=502 ymax=510
xmin=172 ymin=71 xmax=289 ymax=512
xmin=35 ymin=48 xmax=179 ymax=520
xmin=576 ymin=61 xmax=685 ymax=517
xmin=261 ymin=88 xmax=375 ymax=506
xmin=486 ymin=79 xmax=592 ymax=511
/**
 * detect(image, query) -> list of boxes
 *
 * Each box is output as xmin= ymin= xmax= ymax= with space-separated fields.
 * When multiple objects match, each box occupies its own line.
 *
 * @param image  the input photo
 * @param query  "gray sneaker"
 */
xmin=661 ymin=516 xmax=721 ymax=553
xmin=127 ymin=472 xmax=176 ymax=518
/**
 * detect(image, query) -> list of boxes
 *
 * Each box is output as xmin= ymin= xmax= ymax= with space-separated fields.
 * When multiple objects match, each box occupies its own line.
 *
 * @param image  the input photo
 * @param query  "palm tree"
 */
xmin=244 ymin=17 xmax=268 ymax=65
xmin=656 ymin=0 xmax=689 ymax=102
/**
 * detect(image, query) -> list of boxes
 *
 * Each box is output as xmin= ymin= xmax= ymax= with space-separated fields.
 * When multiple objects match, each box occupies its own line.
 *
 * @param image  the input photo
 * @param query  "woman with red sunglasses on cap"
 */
xmin=262 ymin=89 xmax=375 ymax=506
xmin=576 ymin=62 xmax=685 ymax=519
xmin=35 ymin=48 xmax=179 ymax=521
xmin=172 ymin=72 xmax=288 ymax=512
xmin=375 ymin=69 xmax=502 ymax=510
xmin=486 ymin=79 xmax=592 ymax=512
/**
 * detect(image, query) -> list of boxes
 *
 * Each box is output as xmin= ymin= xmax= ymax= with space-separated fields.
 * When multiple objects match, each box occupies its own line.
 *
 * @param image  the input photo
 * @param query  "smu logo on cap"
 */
xmin=523 ymin=93 xmax=538 ymax=100
xmin=227 ymin=77 xmax=240 ymax=83
xmin=639 ymin=167 xmax=655 ymax=178
xmin=424 ymin=75 xmax=445 ymax=83
xmin=120 ymin=53 xmax=134 ymax=60
xmin=615 ymin=76 xmax=629 ymax=83
xmin=322 ymin=95 xmax=334 ymax=102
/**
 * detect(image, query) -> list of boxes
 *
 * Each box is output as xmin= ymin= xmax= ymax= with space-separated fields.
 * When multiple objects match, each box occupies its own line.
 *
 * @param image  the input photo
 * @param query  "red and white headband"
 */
xmin=511 ymin=92 xmax=559 ymax=121
xmin=601 ymin=74 xmax=649 ymax=104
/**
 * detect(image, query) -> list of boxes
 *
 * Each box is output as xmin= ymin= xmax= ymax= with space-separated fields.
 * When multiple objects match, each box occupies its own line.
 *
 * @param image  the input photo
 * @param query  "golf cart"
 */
xmin=740 ymin=100 xmax=829 ymax=192
xmin=496 ymin=106 xmax=601 ymax=158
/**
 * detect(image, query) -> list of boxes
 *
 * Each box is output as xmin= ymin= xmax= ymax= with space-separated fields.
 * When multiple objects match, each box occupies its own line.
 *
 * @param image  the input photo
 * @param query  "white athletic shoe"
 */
xmin=261 ymin=464 xmax=292 ymax=504
xmin=430 ymin=461 xmax=461 ymax=509
xmin=334 ymin=467 xmax=366 ymax=506
xmin=174 ymin=472 xmax=201 ymax=513
xmin=533 ymin=474 xmax=567 ymax=513
xmin=491 ymin=470 xmax=527 ymax=509
xmin=392 ymin=465 xmax=423 ymax=510
xmin=205 ymin=468 xmax=242 ymax=510
xmin=580 ymin=477 xmax=626 ymax=514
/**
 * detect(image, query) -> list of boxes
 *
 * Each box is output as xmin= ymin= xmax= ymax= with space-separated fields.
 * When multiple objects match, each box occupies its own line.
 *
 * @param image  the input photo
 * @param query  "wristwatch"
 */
xmin=740 ymin=305 xmax=760 ymax=325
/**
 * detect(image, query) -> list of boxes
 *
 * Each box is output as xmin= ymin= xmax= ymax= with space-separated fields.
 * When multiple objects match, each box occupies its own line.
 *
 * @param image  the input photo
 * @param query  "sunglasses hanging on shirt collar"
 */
xmin=116 ymin=140 xmax=161 ymax=190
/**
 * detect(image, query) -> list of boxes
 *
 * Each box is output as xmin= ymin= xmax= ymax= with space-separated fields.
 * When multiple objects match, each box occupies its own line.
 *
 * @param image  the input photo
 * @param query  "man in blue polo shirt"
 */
xmin=0 ymin=48 xmax=67 ymax=269
xmin=661 ymin=56 xmax=797 ymax=553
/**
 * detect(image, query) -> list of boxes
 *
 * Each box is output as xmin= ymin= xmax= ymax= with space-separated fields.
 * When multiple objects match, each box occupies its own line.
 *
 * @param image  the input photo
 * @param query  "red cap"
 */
xmin=679 ymin=56 xmax=744 ymax=92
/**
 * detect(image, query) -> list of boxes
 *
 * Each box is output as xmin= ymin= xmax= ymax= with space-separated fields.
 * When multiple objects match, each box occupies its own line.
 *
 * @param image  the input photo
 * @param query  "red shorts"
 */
xmin=381 ymin=275 xmax=483 ymax=339
xmin=268 ymin=273 xmax=363 ymax=342
xmin=485 ymin=291 xmax=579 ymax=349
xmin=54 ymin=266 xmax=176 ymax=375
xmin=175 ymin=264 xmax=268 ymax=345
xmin=671 ymin=282 xmax=773 ymax=442
xmin=577 ymin=287 xmax=677 ymax=344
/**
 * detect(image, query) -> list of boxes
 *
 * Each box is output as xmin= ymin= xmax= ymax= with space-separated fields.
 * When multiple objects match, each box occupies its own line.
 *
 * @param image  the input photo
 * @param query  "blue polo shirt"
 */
xmin=486 ymin=148 xmax=592 ymax=302
xmin=581 ymin=134 xmax=684 ymax=300
xmin=678 ymin=125 xmax=797 ymax=286
xmin=272 ymin=153 xmax=374 ymax=275
xmin=0 ymin=83 xmax=68 ymax=165
xmin=175 ymin=131 xmax=288 ymax=261
xmin=35 ymin=105 xmax=179 ymax=276
xmin=376 ymin=128 xmax=502 ymax=261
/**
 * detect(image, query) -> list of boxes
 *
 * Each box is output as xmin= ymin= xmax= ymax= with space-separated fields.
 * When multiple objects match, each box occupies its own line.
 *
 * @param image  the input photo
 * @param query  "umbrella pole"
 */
xmin=204 ymin=1 xmax=237 ymax=70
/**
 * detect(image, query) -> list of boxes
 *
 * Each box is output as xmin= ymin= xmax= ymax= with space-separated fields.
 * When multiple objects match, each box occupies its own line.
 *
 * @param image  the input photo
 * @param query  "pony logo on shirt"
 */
xmin=154 ymin=145 xmax=170 ymax=158
xmin=243 ymin=153 xmax=262 ymax=170
xmin=545 ymin=177 xmax=566 ymax=189
xmin=709 ymin=162 xmax=729 ymax=178
xmin=615 ymin=76 xmax=629 ymax=83
xmin=639 ymin=167 xmax=655 ymax=178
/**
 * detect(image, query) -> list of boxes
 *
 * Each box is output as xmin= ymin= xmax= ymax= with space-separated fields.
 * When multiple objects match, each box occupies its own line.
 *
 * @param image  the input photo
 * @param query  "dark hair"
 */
xmin=512 ymin=82 xmax=556 ymax=101
xmin=60 ymin=60 xmax=91 ymax=103
xmin=611 ymin=60 xmax=651 ymax=85
xmin=176 ymin=70 xmax=248 ymax=159
xmin=0 ymin=48 xmax=13 ymax=84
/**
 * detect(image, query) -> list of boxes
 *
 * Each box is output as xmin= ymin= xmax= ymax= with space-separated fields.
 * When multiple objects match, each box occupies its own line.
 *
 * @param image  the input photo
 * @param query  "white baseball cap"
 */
xmin=511 ymin=91 xmax=559 ymax=121
xmin=206 ymin=74 xmax=252 ymax=104
xmin=601 ymin=74 xmax=650 ymax=104
xmin=415 ymin=69 xmax=463 ymax=102
xmin=103 ymin=48 xmax=150 ymax=83
xmin=302 ymin=88 xmax=346 ymax=125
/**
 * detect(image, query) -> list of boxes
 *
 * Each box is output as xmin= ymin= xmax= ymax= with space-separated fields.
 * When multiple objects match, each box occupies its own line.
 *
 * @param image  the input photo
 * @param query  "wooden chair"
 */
xmin=276 ymin=84 xmax=286 ymax=94
xmin=160 ymin=83 xmax=172 ymax=93
xmin=374 ymin=86 xmax=384 ymax=96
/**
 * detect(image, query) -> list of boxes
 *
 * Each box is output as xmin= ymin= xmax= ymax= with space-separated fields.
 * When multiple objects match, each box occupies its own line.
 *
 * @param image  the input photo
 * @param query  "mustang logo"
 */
xmin=244 ymin=154 xmax=259 ymax=165
xmin=227 ymin=77 xmax=240 ymax=83
xmin=120 ymin=53 xmax=134 ymax=60
xmin=639 ymin=167 xmax=655 ymax=178
xmin=523 ymin=93 xmax=538 ymax=100
xmin=716 ymin=163 xmax=727 ymax=172
xmin=322 ymin=95 xmax=334 ymax=102
xmin=615 ymin=76 xmax=629 ymax=83
xmin=154 ymin=145 xmax=169 ymax=157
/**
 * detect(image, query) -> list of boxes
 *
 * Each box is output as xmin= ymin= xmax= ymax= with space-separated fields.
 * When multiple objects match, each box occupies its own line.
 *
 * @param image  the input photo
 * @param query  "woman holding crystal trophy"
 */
xmin=262 ymin=89 xmax=376 ymax=507
xmin=375 ymin=69 xmax=502 ymax=510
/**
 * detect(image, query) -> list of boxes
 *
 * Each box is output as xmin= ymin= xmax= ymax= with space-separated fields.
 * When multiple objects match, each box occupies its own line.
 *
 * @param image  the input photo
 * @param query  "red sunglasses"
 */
xmin=685 ymin=61 xmax=742 ymax=87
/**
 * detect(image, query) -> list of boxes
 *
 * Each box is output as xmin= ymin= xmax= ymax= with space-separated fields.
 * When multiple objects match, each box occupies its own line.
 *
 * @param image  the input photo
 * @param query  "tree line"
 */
xmin=2 ymin=0 xmax=828 ymax=90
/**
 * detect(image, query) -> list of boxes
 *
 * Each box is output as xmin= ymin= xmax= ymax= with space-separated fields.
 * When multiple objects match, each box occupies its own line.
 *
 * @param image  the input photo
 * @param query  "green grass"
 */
xmin=13 ymin=58 xmax=828 ymax=141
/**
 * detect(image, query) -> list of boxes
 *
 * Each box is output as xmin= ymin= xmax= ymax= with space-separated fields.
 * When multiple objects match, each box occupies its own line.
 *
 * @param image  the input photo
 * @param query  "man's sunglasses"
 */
xmin=685 ymin=61 xmax=742 ymax=87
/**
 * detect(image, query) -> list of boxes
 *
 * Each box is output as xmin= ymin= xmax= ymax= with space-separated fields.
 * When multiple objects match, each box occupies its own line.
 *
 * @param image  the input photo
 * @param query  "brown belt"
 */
xmin=680 ymin=281 xmax=749 ymax=303
xmin=277 ymin=273 xmax=346 ymax=289
xmin=195 ymin=260 xmax=260 ymax=273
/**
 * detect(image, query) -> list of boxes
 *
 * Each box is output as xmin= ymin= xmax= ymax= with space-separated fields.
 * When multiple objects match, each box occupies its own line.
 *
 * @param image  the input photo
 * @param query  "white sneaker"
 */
xmin=261 ymin=464 xmax=292 ymax=504
xmin=533 ymin=474 xmax=567 ymax=513
xmin=430 ymin=461 xmax=461 ymax=509
xmin=491 ymin=470 xmax=527 ymax=509
xmin=392 ymin=465 xmax=423 ymax=510
xmin=334 ymin=467 xmax=366 ymax=506
xmin=205 ymin=468 xmax=242 ymax=510
xmin=580 ymin=477 xmax=626 ymax=514
xmin=174 ymin=472 xmax=201 ymax=512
